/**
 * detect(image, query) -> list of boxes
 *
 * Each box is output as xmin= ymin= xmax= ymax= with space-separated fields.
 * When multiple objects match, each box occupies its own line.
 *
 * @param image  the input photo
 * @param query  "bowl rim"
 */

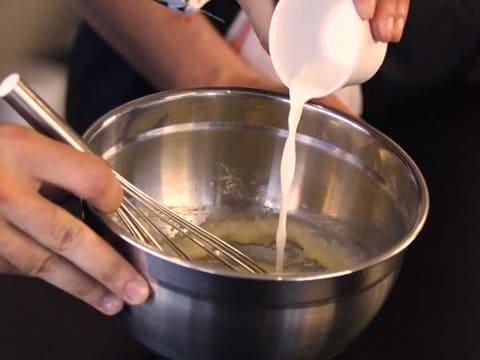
xmin=83 ymin=87 xmax=430 ymax=282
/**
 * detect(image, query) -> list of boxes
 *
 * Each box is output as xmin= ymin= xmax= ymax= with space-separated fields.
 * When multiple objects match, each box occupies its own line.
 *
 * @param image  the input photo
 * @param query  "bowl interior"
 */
xmin=84 ymin=89 xmax=428 ymax=277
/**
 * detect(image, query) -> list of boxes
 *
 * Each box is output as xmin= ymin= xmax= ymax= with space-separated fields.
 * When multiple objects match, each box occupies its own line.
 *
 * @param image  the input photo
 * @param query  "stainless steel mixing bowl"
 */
xmin=83 ymin=89 xmax=429 ymax=360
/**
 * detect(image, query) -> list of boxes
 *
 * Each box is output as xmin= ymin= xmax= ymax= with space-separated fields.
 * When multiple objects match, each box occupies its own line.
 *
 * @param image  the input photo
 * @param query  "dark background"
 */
xmin=0 ymin=1 xmax=479 ymax=359
xmin=0 ymin=82 xmax=478 ymax=359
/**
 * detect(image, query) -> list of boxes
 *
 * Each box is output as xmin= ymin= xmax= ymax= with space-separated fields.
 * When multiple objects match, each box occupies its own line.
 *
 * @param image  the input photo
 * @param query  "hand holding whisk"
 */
xmin=0 ymin=73 xmax=266 ymax=274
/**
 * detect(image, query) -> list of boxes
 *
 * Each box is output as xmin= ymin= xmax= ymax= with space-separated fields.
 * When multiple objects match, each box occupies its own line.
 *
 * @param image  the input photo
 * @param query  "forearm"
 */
xmin=72 ymin=0 xmax=357 ymax=116
xmin=72 ymin=0 xmax=262 ymax=89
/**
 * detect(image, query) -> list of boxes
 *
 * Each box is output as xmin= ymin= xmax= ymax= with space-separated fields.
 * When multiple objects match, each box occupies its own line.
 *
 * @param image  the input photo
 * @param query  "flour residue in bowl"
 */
xmin=174 ymin=214 xmax=364 ymax=274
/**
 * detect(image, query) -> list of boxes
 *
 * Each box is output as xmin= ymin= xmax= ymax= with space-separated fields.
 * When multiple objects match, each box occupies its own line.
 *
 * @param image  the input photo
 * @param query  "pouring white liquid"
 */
xmin=275 ymin=59 xmax=349 ymax=272
xmin=268 ymin=0 xmax=387 ymax=272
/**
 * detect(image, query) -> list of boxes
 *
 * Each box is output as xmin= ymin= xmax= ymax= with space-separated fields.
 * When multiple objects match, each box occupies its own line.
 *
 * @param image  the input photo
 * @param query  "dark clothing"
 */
xmin=66 ymin=24 xmax=155 ymax=134
xmin=362 ymin=0 xmax=480 ymax=121
xmin=66 ymin=0 xmax=480 ymax=134
xmin=66 ymin=1 xmax=239 ymax=134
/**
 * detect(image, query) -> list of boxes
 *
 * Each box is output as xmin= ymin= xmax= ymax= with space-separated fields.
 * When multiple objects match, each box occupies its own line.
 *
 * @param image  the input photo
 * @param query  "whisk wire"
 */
xmin=0 ymin=74 xmax=267 ymax=275
xmin=116 ymin=172 xmax=266 ymax=274
xmin=117 ymin=205 xmax=156 ymax=247
xmin=119 ymin=198 xmax=190 ymax=261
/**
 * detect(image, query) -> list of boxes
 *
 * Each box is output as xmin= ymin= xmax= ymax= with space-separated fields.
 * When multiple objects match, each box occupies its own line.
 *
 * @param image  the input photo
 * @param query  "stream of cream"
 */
xmin=275 ymin=59 xmax=348 ymax=272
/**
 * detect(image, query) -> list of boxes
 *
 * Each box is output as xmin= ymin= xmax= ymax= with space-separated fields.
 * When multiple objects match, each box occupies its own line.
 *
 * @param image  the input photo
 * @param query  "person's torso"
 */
xmin=67 ymin=0 xmax=480 ymax=130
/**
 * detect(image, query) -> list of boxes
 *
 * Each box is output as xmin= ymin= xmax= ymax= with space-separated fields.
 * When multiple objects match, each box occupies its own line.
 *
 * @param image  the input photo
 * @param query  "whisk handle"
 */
xmin=0 ymin=73 xmax=92 ymax=154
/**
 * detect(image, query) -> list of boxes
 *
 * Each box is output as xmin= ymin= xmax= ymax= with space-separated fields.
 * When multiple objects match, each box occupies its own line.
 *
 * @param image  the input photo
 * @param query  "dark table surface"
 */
xmin=0 ymin=85 xmax=477 ymax=360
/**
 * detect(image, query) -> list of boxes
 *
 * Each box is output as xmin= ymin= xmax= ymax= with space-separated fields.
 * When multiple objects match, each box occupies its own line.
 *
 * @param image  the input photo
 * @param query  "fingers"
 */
xmin=371 ymin=0 xmax=409 ymax=42
xmin=353 ymin=0 xmax=376 ymax=20
xmin=0 ymin=124 xmax=123 ymax=213
xmin=354 ymin=0 xmax=410 ymax=42
xmin=0 ymin=185 xmax=150 ymax=309
xmin=0 ymin=218 xmax=124 ymax=315
xmin=0 ymin=123 xmax=149 ymax=315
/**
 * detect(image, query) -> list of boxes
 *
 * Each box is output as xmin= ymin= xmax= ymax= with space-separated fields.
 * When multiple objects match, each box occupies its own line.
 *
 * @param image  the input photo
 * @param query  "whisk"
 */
xmin=0 ymin=73 xmax=266 ymax=274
